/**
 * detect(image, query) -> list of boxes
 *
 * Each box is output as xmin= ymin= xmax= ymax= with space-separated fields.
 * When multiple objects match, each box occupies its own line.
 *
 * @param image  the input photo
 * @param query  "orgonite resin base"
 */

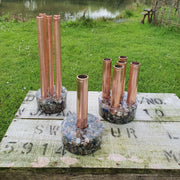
xmin=98 ymin=92 xmax=137 ymax=124
xmin=61 ymin=113 xmax=103 ymax=155
xmin=36 ymin=86 xmax=67 ymax=114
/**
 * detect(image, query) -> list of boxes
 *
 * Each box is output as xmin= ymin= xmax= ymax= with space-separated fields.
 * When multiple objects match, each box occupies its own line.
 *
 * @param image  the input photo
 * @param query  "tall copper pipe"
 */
xmin=36 ymin=16 xmax=47 ymax=98
xmin=39 ymin=13 xmax=48 ymax=95
xmin=46 ymin=15 xmax=54 ymax=95
xmin=119 ymin=56 xmax=128 ymax=62
xmin=127 ymin=62 xmax=140 ymax=105
xmin=54 ymin=15 xmax=62 ymax=98
xmin=77 ymin=75 xmax=88 ymax=129
xmin=111 ymin=65 xmax=124 ymax=108
xmin=102 ymin=58 xmax=112 ymax=99
xmin=117 ymin=60 xmax=127 ymax=102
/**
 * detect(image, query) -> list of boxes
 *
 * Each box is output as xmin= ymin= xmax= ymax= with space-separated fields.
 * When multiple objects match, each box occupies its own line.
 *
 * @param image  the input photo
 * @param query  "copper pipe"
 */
xmin=111 ymin=65 xmax=124 ymax=108
xmin=77 ymin=75 xmax=88 ymax=129
xmin=36 ymin=16 xmax=47 ymax=98
xmin=39 ymin=13 xmax=48 ymax=95
xmin=127 ymin=62 xmax=141 ymax=105
xmin=119 ymin=56 xmax=128 ymax=62
xmin=46 ymin=15 xmax=54 ymax=95
xmin=117 ymin=60 xmax=127 ymax=102
xmin=102 ymin=58 xmax=112 ymax=99
xmin=54 ymin=15 xmax=62 ymax=98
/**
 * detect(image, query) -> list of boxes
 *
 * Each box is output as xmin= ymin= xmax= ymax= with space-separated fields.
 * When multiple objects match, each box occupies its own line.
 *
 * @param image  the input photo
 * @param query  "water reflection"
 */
xmin=0 ymin=0 xmax=151 ymax=20
xmin=24 ymin=0 xmax=37 ymax=11
xmin=65 ymin=8 xmax=120 ymax=21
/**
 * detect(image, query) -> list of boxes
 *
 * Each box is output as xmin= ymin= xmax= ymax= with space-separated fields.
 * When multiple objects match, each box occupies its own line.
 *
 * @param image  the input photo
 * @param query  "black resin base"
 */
xmin=61 ymin=113 xmax=103 ymax=155
xmin=36 ymin=86 xmax=67 ymax=114
xmin=98 ymin=92 xmax=137 ymax=124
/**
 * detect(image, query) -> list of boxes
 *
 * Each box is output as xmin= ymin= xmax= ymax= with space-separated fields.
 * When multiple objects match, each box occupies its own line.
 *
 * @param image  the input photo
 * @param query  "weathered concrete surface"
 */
xmin=0 ymin=91 xmax=180 ymax=179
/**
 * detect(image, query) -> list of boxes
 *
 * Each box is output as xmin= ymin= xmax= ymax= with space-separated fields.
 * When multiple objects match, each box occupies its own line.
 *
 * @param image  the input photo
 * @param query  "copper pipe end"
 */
xmin=46 ymin=15 xmax=54 ymax=95
xmin=77 ymin=75 xmax=88 ymax=129
xmin=39 ymin=13 xmax=46 ymax=15
xmin=36 ymin=16 xmax=47 ymax=98
xmin=53 ymin=15 xmax=62 ymax=98
xmin=127 ymin=62 xmax=141 ymax=105
xmin=117 ymin=60 xmax=127 ymax=102
xmin=111 ymin=65 xmax=124 ymax=108
xmin=54 ymin=15 xmax=60 ymax=18
xmin=119 ymin=56 xmax=128 ymax=62
xmin=102 ymin=58 xmax=112 ymax=99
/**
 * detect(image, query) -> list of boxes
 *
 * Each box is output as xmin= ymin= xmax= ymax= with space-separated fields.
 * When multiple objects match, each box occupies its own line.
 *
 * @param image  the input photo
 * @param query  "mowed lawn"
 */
xmin=0 ymin=18 xmax=180 ymax=140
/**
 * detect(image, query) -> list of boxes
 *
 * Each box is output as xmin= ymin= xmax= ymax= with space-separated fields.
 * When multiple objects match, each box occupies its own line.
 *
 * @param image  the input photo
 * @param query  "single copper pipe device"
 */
xmin=111 ymin=65 xmax=124 ymax=108
xmin=117 ymin=60 xmax=127 ymax=102
xmin=39 ymin=13 xmax=48 ymax=95
xmin=36 ymin=16 xmax=47 ymax=98
xmin=76 ymin=75 xmax=88 ymax=129
xmin=46 ymin=15 xmax=54 ymax=95
xmin=119 ymin=56 xmax=128 ymax=62
xmin=62 ymin=75 xmax=102 ymax=155
xmin=127 ymin=62 xmax=140 ymax=105
xmin=102 ymin=58 xmax=112 ymax=99
xmin=54 ymin=15 xmax=62 ymax=98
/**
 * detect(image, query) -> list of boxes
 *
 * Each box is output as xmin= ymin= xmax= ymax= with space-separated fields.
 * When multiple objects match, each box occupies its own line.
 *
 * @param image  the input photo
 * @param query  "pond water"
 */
xmin=0 ymin=0 xmax=151 ymax=21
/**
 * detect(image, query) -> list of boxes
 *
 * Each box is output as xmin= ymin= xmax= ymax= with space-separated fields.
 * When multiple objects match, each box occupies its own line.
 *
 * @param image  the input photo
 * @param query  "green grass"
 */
xmin=0 ymin=15 xmax=180 ymax=141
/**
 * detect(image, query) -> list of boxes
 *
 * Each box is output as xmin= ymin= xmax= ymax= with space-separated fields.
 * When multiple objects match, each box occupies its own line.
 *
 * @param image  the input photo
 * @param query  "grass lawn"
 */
xmin=0 ymin=16 xmax=180 ymax=140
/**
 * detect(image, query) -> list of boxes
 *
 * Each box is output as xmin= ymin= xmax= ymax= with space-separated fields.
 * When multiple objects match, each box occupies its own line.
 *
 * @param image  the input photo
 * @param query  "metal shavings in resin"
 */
xmin=98 ymin=92 xmax=137 ymax=124
xmin=61 ymin=113 xmax=103 ymax=155
xmin=36 ymin=86 xmax=67 ymax=114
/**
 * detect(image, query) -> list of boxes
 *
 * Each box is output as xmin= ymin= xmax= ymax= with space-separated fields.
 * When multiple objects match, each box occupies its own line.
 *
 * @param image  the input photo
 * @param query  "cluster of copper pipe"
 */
xmin=102 ymin=56 xmax=140 ymax=108
xmin=76 ymin=75 xmax=88 ymax=129
xmin=36 ymin=13 xmax=62 ymax=99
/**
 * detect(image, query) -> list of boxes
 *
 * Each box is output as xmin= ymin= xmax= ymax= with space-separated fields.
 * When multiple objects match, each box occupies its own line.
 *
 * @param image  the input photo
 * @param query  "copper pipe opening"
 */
xmin=111 ymin=65 xmax=124 ymax=108
xmin=46 ymin=15 xmax=54 ymax=95
xmin=36 ymin=16 xmax=47 ymax=98
xmin=77 ymin=75 xmax=88 ymax=129
xmin=54 ymin=15 xmax=60 ymax=18
xmin=54 ymin=15 xmax=62 ymax=98
xmin=127 ymin=62 xmax=140 ymax=105
xmin=117 ymin=60 xmax=127 ymax=102
xmin=119 ymin=56 xmax=128 ymax=62
xmin=102 ymin=58 xmax=112 ymax=99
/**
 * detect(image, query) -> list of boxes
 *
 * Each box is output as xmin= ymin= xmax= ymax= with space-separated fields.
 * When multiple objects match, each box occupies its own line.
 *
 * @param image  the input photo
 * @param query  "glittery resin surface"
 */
xmin=36 ymin=86 xmax=67 ymax=114
xmin=61 ymin=113 xmax=103 ymax=155
xmin=98 ymin=92 xmax=137 ymax=124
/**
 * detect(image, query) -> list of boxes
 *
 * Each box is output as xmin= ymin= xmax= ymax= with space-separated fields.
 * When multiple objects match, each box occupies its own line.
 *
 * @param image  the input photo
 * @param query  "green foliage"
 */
xmin=0 ymin=16 xmax=180 ymax=141
xmin=124 ymin=9 xmax=134 ymax=18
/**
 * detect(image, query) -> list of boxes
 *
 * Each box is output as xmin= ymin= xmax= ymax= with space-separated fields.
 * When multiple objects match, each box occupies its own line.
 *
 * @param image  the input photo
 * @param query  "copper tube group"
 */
xmin=111 ymin=65 xmax=124 ymax=108
xmin=77 ymin=75 xmax=88 ymax=129
xmin=101 ymin=56 xmax=140 ymax=108
xmin=36 ymin=13 xmax=62 ymax=99
xmin=127 ymin=62 xmax=140 ymax=105
xmin=102 ymin=58 xmax=112 ymax=99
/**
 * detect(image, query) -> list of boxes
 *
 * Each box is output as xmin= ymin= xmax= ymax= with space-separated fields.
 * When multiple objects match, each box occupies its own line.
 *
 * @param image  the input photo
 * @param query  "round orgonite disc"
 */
xmin=61 ymin=113 xmax=103 ymax=155
xmin=36 ymin=86 xmax=67 ymax=114
xmin=98 ymin=92 xmax=137 ymax=124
